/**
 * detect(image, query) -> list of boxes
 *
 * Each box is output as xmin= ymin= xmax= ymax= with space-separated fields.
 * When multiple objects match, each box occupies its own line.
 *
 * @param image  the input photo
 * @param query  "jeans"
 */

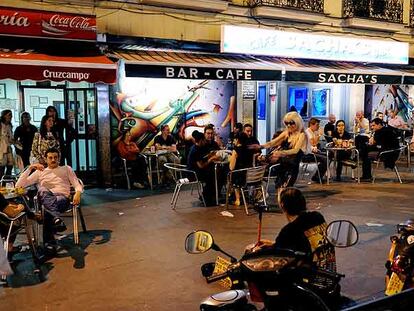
xmin=37 ymin=186 xmax=70 ymax=243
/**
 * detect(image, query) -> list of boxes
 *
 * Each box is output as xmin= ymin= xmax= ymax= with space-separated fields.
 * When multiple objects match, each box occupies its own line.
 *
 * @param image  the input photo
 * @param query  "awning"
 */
xmin=0 ymin=48 xmax=117 ymax=84
xmin=111 ymin=49 xmax=282 ymax=81
xmin=111 ymin=49 xmax=414 ymax=84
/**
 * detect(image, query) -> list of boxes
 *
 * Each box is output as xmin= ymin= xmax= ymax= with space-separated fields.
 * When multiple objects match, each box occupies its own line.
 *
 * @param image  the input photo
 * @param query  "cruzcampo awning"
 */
xmin=111 ymin=49 xmax=414 ymax=85
xmin=0 ymin=48 xmax=117 ymax=83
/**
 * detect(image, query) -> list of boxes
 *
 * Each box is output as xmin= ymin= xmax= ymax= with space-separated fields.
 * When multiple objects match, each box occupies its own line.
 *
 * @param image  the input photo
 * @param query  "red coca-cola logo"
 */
xmin=49 ymin=14 xmax=94 ymax=30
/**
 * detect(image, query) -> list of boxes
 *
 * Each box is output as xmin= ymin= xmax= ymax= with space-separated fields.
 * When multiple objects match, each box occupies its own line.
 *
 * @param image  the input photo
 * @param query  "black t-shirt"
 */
xmin=205 ymin=140 xmax=220 ymax=152
xmin=234 ymin=145 xmax=254 ymax=170
xmin=246 ymin=136 xmax=260 ymax=146
xmin=154 ymin=134 xmax=176 ymax=147
xmin=324 ymin=122 xmax=335 ymax=136
xmin=275 ymin=211 xmax=336 ymax=271
xmin=14 ymin=124 xmax=38 ymax=154
xmin=187 ymin=144 xmax=208 ymax=173
xmin=374 ymin=126 xmax=400 ymax=152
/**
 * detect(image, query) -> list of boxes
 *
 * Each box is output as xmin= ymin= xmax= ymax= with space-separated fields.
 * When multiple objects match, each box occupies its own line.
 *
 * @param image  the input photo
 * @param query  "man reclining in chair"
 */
xmin=15 ymin=147 xmax=83 ymax=251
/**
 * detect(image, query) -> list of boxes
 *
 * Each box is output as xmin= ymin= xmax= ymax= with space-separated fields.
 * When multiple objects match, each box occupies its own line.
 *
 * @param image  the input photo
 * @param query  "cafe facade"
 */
xmin=108 ymin=25 xmax=414 ymax=163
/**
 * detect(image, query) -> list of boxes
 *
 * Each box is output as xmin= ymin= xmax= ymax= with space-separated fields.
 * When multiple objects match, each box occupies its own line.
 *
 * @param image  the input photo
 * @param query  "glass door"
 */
xmin=66 ymin=88 xmax=99 ymax=183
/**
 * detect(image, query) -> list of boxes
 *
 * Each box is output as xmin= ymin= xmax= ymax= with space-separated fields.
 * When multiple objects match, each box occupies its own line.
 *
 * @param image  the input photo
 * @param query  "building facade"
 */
xmin=2 ymin=0 xmax=414 ymax=186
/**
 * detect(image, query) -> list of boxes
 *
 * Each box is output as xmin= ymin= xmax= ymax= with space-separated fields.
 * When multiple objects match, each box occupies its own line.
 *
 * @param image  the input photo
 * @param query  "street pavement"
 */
xmin=1 ymin=167 xmax=414 ymax=310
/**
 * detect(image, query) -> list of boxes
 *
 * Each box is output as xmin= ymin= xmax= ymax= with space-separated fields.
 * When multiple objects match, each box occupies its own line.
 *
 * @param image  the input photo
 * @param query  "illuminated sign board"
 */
xmin=221 ymin=25 xmax=409 ymax=65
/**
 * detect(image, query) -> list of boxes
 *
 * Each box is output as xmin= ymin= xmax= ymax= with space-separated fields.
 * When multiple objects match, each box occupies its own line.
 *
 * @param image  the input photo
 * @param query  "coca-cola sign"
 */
xmin=0 ymin=7 xmax=96 ymax=40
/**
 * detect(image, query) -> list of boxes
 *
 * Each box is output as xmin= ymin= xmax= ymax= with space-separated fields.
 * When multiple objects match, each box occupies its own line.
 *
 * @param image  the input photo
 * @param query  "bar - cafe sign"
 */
xmin=124 ymin=64 xmax=282 ymax=80
xmin=221 ymin=25 xmax=409 ymax=65
xmin=0 ymin=7 xmax=96 ymax=40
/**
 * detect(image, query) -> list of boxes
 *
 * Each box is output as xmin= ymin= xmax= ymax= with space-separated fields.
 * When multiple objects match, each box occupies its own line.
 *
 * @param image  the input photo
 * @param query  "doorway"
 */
xmin=21 ymin=86 xmax=99 ymax=183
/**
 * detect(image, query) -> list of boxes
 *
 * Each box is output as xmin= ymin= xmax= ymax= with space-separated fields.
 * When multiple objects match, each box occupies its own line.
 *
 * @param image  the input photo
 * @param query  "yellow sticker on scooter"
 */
xmin=385 ymin=272 xmax=405 ymax=296
xmin=213 ymin=256 xmax=232 ymax=289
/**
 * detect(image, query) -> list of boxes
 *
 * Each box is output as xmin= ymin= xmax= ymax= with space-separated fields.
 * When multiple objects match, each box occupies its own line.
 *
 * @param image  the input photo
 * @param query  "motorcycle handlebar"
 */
xmin=206 ymin=271 xmax=230 ymax=283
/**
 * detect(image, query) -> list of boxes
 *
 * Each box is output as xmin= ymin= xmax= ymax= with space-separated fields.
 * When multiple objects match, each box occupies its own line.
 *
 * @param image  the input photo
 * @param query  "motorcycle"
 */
xmin=185 ymin=220 xmax=359 ymax=311
xmin=385 ymin=219 xmax=414 ymax=296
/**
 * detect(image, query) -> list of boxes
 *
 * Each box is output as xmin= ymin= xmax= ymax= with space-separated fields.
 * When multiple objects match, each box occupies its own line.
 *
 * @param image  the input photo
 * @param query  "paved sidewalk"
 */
xmin=1 ymin=168 xmax=414 ymax=310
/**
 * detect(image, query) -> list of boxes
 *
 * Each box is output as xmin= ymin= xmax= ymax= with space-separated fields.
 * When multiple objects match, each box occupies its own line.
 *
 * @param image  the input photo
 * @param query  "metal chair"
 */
xmin=34 ymin=179 xmax=87 ymax=245
xmin=120 ymin=157 xmax=131 ymax=190
xmin=372 ymin=146 xmax=406 ymax=184
xmin=263 ymin=163 xmax=281 ymax=196
xmin=225 ymin=166 xmax=267 ymax=215
xmin=163 ymin=163 xmax=205 ymax=210
xmin=0 ymin=207 xmax=42 ymax=283
xmin=300 ymin=153 xmax=322 ymax=184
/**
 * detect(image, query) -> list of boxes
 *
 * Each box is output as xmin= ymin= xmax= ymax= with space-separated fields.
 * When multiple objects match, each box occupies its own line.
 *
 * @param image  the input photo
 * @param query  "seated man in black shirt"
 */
xmin=154 ymin=125 xmax=180 ymax=184
xmin=204 ymin=124 xmax=221 ymax=152
xmin=360 ymin=118 xmax=400 ymax=181
xmin=187 ymin=131 xmax=221 ymax=206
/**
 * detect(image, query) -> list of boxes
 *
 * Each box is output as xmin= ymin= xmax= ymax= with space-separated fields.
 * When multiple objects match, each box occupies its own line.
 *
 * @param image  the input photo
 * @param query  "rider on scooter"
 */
xmin=250 ymin=187 xmax=336 ymax=273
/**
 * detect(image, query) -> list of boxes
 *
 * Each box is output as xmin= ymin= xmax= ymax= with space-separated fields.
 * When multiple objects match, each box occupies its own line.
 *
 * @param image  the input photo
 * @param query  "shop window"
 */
xmin=311 ymin=88 xmax=330 ymax=117
xmin=288 ymin=86 xmax=308 ymax=117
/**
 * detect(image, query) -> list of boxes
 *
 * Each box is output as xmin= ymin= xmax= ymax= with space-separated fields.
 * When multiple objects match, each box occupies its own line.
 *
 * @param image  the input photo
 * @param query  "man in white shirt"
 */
xmin=387 ymin=109 xmax=407 ymax=129
xmin=304 ymin=118 xmax=327 ymax=182
xmin=16 ymin=147 xmax=83 ymax=247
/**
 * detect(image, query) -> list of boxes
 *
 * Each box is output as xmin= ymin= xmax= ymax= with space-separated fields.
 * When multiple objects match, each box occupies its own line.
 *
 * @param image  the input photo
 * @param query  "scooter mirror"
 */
xmin=185 ymin=230 xmax=214 ymax=254
xmin=326 ymin=220 xmax=358 ymax=248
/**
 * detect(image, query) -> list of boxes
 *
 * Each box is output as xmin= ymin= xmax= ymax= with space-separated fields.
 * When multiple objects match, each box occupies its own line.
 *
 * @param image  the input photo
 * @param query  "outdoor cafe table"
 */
xmin=325 ymin=145 xmax=360 ymax=185
xmin=141 ymin=150 xmax=173 ymax=189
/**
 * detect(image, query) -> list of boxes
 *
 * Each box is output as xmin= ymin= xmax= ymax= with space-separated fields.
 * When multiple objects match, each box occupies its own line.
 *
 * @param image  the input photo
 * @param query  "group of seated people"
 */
xmin=308 ymin=110 xmax=403 ymax=182
xmin=116 ymin=107 xmax=410 ymax=205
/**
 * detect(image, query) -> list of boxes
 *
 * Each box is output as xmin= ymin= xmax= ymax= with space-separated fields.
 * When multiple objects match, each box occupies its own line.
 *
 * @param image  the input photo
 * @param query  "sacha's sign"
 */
xmin=286 ymin=71 xmax=403 ymax=85
xmin=0 ymin=7 xmax=96 ymax=40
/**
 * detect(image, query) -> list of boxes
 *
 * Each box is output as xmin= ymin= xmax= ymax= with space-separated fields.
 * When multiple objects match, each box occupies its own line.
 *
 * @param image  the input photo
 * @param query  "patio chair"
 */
xmin=34 ymin=178 xmax=87 ymax=245
xmin=263 ymin=163 xmax=281 ymax=196
xmin=225 ymin=165 xmax=267 ymax=215
xmin=117 ymin=155 xmax=150 ymax=190
xmin=163 ymin=163 xmax=205 ymax=210
xmin=372 ymin=146 xmax=406 ymax=184
xmin=300 ymin=153 xmax=322 ymax=184
xmin=0 ymin=206 xmax=42 ymax=283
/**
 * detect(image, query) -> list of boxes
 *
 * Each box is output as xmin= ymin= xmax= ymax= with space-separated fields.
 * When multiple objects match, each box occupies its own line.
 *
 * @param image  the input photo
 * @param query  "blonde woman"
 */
xmin=260 ymin=111 xmax=307 ymax=187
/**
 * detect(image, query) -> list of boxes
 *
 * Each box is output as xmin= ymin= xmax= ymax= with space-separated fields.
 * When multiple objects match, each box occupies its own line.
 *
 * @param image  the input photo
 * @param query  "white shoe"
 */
xmin=133 ymin=182 xmax=145 ymax=189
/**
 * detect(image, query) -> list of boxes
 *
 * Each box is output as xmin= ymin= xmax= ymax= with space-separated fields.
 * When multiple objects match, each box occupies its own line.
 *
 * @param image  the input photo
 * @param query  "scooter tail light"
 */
xmin=391 ymin=256 xmax=405 ymax=274
xmin=248 ymin=282 xmax=264 ymax=302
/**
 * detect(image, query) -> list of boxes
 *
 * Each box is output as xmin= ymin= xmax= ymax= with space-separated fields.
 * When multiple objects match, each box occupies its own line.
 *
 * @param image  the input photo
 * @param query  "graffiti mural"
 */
xmin=366 ymin=85 xmax=414 ymax=121
xmin=110 ymin=77 xmax=235 ymax=155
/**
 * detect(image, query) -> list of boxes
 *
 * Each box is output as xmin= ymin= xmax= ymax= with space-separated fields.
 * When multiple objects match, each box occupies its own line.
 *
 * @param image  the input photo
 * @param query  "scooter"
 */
xmin=385 ymin=218 xmax=414 ymax=296
xmin=185 ymin=220 xmax=358 ymax=311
